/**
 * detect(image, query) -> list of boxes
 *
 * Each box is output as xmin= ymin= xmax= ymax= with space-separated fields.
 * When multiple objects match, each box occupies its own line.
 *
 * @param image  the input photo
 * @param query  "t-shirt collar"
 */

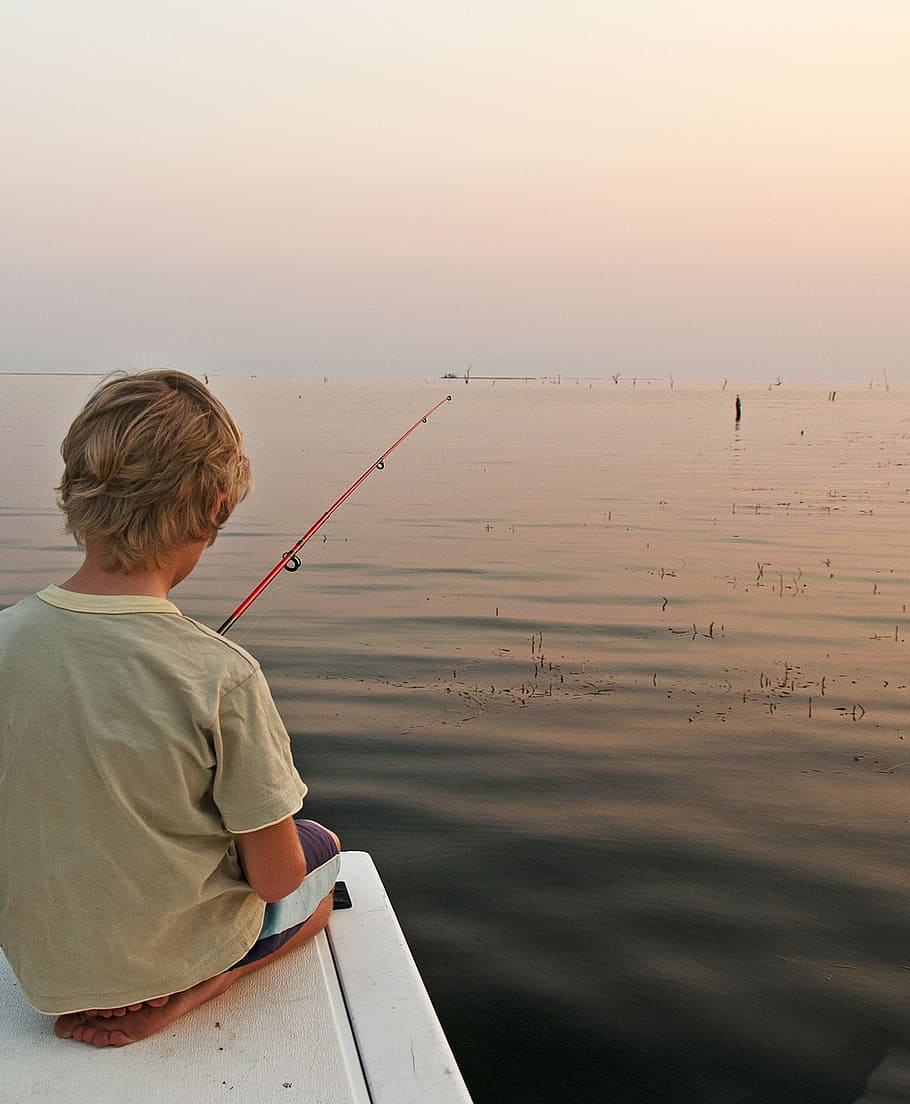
xmin=36 ymin=584 xmax=181 ymax=616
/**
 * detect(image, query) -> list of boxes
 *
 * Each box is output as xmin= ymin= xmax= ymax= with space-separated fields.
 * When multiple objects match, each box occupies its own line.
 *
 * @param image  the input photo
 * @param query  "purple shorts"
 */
xmin=228 ymin=819 xmax=339 ymax=970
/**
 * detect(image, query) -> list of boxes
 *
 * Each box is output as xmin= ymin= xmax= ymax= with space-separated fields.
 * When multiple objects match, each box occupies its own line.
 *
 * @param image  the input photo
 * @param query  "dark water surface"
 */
xmin=3 ymin=374 xmax=910 ymax=1102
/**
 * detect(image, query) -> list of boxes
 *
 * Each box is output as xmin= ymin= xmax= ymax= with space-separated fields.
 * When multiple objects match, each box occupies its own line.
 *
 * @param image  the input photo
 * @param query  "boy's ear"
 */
xmin=211 ymin=493 xmax=228 ymax=525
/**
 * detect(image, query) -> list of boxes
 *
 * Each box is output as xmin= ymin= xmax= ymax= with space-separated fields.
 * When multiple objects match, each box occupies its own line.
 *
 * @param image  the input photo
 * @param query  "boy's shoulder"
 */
xmin=1 ymin=587 xmax=262 ymax=681
xmin=0 ymin=593 xmax=47 ymax=633
xmin=175 ymin=612 xmax=262 ymax=672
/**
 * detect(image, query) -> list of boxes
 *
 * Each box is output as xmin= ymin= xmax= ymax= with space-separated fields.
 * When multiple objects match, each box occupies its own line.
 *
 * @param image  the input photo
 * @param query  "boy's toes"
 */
xmin=53 ymin=1013 xmax=82 ymax=1039
xmin=79 ymin=1023 xmax=124 ymax=1047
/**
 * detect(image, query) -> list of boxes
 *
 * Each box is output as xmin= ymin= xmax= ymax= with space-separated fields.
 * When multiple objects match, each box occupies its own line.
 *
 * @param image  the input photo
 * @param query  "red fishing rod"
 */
xmin=217 ymin=394 xmax=452 ymax=635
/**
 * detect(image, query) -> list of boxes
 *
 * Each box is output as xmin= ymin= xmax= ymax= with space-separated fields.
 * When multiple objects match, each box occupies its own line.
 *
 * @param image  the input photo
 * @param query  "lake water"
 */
xmin=3 ymin=372 xmax=910 ymax=1102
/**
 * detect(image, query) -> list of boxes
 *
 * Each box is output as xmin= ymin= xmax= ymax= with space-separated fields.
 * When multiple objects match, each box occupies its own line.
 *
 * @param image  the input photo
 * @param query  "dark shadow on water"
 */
xmin=397 ymin=988 xmax=889 ymax=1104
xmin=298 ymin=734 xmax=910 ymax=1104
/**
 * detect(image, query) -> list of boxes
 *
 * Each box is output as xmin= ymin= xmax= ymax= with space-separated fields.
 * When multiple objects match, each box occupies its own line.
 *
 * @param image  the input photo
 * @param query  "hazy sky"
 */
xmin=2 ymin=2 xmax=907 ymax=380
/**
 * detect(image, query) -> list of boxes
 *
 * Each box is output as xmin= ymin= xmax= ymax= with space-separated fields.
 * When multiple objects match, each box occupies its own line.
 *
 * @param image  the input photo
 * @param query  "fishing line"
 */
xmin=227 ymin=577 xmax=275 ymax=646
xmin=217 ymin=395 xmax=453 ymax=635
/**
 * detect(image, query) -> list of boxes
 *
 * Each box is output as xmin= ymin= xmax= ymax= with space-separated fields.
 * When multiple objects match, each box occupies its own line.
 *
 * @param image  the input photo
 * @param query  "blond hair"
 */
xmin=57 ymin=370 xmax=252 ymax=573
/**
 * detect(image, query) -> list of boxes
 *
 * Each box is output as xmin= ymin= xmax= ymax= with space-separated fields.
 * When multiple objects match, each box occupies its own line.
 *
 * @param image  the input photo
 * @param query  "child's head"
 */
xmin=58 ymin=370 xmax=252 ymax=573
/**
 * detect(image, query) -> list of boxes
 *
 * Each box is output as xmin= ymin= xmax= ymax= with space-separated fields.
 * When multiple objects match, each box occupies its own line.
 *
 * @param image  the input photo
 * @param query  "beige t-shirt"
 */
xmin=0 ymin=585 xmax=307 ymax=1014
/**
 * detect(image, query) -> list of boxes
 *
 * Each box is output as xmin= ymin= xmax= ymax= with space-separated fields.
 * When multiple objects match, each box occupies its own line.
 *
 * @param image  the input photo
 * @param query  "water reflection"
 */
xmin=3 ymin=375 xmax=910 ymax=1102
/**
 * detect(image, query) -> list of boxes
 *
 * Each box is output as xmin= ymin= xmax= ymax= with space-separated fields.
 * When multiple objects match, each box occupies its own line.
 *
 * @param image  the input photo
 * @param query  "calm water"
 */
xmin=3 ymin=373 xmax=910 ymax=1102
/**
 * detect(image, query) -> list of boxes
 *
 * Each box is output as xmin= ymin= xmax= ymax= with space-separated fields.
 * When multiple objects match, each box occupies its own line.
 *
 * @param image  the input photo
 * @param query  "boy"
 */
xmin=0 ymin=370 xmax=340 ymax=1048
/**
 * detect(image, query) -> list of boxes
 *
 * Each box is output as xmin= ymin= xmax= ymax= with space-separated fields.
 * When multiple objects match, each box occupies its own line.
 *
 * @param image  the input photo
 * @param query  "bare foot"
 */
xmin=53 ymin=889 xmax=334 ymax=1048
xmin=83 ymin=996 xmax=171 ymax=1019
xmin=54 ymin=976 xmax=233 ymax=1047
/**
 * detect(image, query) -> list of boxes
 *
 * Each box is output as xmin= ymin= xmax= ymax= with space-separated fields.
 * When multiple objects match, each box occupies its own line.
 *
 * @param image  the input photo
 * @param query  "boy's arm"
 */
xmin=234 ymin=816 xmax=308 ymax=903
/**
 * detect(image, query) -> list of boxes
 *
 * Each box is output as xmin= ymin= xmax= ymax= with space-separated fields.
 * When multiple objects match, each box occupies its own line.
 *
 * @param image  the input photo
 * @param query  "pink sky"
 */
xmin=2 ymin=2 xmax=907 ymax=381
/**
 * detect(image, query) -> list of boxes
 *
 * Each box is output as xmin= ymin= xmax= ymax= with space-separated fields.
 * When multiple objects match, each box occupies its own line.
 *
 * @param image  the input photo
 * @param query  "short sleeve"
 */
xmin=211 ymin=667 xmax=307 ymax=833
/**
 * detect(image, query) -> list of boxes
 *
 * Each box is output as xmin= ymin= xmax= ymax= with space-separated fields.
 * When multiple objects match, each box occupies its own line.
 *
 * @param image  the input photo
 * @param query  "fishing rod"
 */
xmin=217 ymin=394 xmax=453 ymax=635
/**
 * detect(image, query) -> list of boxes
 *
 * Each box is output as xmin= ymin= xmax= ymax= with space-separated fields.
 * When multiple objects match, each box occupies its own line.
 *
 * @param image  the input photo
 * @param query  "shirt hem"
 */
xmin=20 ymin=908 xmax=267 ymax=1016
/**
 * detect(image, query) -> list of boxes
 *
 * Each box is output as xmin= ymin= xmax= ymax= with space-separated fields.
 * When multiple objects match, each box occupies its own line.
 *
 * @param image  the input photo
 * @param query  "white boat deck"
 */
xmin=0 ymin=851 xmax=473 ymax=1103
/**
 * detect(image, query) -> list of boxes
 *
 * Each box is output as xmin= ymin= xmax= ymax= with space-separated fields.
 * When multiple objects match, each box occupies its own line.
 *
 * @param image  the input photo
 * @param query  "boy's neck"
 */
xmin=60 ymin=541 xmax=206 ymax=599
